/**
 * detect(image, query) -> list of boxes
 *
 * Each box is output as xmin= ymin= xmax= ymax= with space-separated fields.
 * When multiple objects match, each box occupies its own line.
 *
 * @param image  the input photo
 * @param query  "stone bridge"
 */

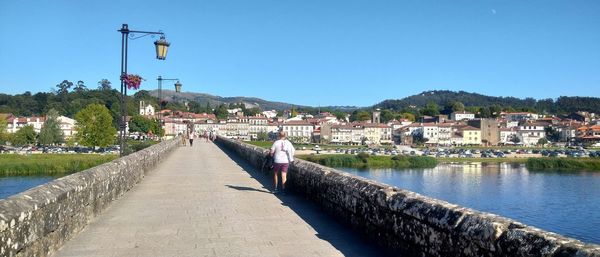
xmin=1 ymin=138 xmax=599 ymax=257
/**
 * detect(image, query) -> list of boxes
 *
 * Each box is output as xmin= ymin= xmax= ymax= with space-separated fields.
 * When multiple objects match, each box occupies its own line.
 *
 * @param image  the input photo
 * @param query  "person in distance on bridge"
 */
xmin=180 ymin=132 xmax=187 ymax=146
xmin=188 ymin=130 xmax=195 ymax=147
xmin=270 ymin=131 xmax=295 ymax=194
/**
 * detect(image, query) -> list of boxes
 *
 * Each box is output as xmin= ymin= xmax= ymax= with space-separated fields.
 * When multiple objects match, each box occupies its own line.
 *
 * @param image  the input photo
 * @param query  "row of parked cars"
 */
xmin=322 ymin=147 xmax=417 ymax=156
xmin=306 ymin=144 xmax=600 ymax=158
xmin=424 ymin=148 xmax=600 ymax=158
xmin=0 ymin=145 xmax=119 ymax=154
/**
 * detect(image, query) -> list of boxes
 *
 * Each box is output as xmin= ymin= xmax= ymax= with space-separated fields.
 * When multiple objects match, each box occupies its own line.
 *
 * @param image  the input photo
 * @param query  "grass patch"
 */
xmin=526 ymin=158 xmax=600 ymax=171
xmin=298 ymin=154 xmax=437 ymax=169
xmin=0 ymin=154 xmax=118 ymax=176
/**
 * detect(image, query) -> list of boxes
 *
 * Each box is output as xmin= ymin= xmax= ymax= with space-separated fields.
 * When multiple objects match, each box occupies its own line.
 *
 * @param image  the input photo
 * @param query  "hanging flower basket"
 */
xmin=122 ymin=74 xmax=144 ymax=90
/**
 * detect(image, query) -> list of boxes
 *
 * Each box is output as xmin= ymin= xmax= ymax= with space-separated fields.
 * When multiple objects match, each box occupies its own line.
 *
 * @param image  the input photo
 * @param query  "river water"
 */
xmin=340 ymin=163 xmax=600 ymax=244
xmin=0 ymin=175 xmax=63 ymax=199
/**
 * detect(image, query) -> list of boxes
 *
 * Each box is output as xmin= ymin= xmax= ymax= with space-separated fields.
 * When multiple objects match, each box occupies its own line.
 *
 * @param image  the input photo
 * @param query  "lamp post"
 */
xmin=118 ymin=24 xmax=170 ymax=156
xmin=157 ymin=76 xmax=182 ymax=139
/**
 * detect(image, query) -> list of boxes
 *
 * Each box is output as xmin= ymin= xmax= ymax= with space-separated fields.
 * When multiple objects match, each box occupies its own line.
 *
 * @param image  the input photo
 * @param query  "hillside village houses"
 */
xmin=2 ymin=114 xmax=77 ymax=139
xmin=2 ymin=101 xmax=600 ymax=147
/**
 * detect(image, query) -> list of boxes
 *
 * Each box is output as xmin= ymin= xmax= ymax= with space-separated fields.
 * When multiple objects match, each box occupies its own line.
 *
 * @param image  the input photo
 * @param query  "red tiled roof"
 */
xmin=283 ymin=120 xmax=312 ymax=125
xmin=363 ymin=123 xmax=390 ymax=128
xmin=460 ymin=126 xmax=479 ymax=131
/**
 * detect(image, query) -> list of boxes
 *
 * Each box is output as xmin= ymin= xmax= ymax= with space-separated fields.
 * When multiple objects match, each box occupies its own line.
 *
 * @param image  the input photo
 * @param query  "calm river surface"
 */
xmin=340 ymin=163 xmax=600 ymax=244
xmin=0 ymin=176 xmax=62 ymax=199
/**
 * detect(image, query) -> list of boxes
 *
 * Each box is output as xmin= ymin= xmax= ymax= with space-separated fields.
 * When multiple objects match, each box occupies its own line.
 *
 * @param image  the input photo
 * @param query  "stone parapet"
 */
xmin=216 ymin=137 xmax=600 ymax=257
xmin=0 ymin=139 xmax=179 ymax=257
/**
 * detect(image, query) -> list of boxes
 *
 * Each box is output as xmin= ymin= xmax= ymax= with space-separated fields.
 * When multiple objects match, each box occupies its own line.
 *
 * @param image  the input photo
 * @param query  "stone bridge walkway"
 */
xmin=53 ymin=141 xmax=386 ymax=257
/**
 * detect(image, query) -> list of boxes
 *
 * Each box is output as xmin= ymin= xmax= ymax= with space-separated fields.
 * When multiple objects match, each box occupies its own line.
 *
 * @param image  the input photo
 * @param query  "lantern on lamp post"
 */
xmin=118 ymin=24 xmax=170 ymax=156
xmin=175 ymin=81 xmax=182 ymax=93
xmin=157 ymin=76 xmax=182 ymax=140
xmin=154 ymin=36 xmax=170 ymax=60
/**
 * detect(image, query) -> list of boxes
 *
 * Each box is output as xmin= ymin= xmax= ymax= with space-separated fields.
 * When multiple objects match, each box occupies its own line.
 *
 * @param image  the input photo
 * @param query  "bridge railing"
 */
xmin=0 ymin=138 xmax=180 ymax=257
xmin=215 ymin=136 xmax=600 ymax=257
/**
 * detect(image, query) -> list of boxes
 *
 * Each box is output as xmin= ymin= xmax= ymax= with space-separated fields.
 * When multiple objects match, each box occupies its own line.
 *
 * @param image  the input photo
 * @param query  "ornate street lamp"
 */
xmin=157 ymin=76 xmax=182 ymax=140
xmin=118 ymin=24 xmax=170 ymax=156
xmin=174 ymin=81 xmax=182 ymax=93
xmin=154 ymin=36 xmax=170 ymax=60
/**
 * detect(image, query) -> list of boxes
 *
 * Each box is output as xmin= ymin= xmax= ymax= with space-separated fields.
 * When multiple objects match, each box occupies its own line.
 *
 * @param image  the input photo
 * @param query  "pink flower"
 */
xmin=123 ymin=74 xmax=144 ymax=90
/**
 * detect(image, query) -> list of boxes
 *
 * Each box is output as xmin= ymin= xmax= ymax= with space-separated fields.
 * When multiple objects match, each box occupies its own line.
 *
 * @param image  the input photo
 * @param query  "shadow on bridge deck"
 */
xmin=217 ymin=145 xmax=393 ymax=257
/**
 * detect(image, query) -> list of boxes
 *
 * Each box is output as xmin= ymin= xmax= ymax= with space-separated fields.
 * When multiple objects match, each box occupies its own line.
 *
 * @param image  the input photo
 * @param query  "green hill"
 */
xmin=374 ymin=90 xmax=600 ymax=114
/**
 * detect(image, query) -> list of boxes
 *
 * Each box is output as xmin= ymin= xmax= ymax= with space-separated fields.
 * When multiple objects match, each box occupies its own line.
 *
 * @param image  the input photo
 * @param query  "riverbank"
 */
xmin=0 ymin=154 xmax=118 ymax=176
xmin=298 ymin=154 xmax=437 ymax=169
xmin=526 ymin=157 xmax=600 ymax=171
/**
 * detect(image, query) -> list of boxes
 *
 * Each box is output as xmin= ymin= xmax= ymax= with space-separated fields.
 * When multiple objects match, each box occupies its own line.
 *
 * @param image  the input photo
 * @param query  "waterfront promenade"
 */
xmin=52 ymin=141 xmax=385 ymax=257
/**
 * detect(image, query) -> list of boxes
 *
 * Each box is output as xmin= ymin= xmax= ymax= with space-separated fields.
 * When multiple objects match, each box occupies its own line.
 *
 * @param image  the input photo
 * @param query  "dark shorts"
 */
xmin=273 ymin=163 xmax=289 ymax=173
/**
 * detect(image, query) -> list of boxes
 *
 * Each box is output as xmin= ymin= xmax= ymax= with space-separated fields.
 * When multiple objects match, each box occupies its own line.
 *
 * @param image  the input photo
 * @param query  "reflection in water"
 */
xmin=341 ymin=163 xmax=600 ymax=244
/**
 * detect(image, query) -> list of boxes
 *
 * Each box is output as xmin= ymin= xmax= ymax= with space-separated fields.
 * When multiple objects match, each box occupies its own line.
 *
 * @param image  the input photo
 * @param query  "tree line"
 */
xmin=374 ymin=90 xmax=600 ymax=115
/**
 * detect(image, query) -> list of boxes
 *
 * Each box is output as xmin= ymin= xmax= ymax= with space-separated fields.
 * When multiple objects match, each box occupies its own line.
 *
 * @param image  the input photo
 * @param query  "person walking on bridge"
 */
xmin=270 ymin=131 xmax=295 ymax=194
xmin=180 ymin=132 xmax=187 ymax=146
xmin=188 ymin=130 xmax=195 ymax=147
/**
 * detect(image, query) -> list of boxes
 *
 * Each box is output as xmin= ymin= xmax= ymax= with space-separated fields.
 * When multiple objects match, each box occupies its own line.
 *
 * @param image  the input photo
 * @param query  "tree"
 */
xmin=129 ymin=115 xmax=152 ymax=134
xmin=465 ymin=106 xmax=480 ymax=114
xmin=98 ymin=79 xmax=112 ymax=91
xmin=350 ymin=110 xmax=371 ymax=122
xmin=421 ymin=102 xmax=439 ymax=116
xmin=214 ymin=104 xmax=228 ymax=119
xmin=290 ymin=107 xmax=298 ymax=118
xmin=545 ymin=126 xmax=560 ymax=142
xmin=38 ymin=109 xmax=64 ymax=146
xmin=13 ymin=125 xmax=37 ymax=146
xmin=73 ymin=80 xmax=87 ymax=92
xmin=244 ymin=107 xmax=261 ymax=117
xmin=0 ymin=116 xmax=7 ymax=144
xmin=380 ymin=109 xmax=395 ymax=123
xmin=478 ymin=107 xmax=492 ymax=118
xmin=256 ymin=131 xmax=269 ymax=141
xmin=537 ymin=138 xmax=549 ymax=146
xmin=451 ymin=101 xmax=465 ymax=112
xmin=399 ymin=113 xmax=416 ymax=122
xmin=413 ymin=133 xmax=429 ymax=145
xmin=489 ymin=105 xmax=502 ymax=117
xmin=332 ymin=110 xmax=347 ymax=121
xmin=75 ymin=104 xmax=117 ymax=148
xmin=148 ymin=118 xmax=164 ymax=137
xmin=128 ymin=115 xmax=164 ymax=137
xmin=510 ymin=134 xmax=521 ymax=144
xmin=443 ymin=101 xmax=465 ymax=114
xmin=56 ymin=80 xmax=73 ymax=94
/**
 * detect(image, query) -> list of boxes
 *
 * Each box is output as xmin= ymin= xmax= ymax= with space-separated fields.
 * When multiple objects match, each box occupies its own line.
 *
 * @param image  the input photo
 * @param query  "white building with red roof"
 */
xmin=282 ymin=120 xmax=313 ymax=143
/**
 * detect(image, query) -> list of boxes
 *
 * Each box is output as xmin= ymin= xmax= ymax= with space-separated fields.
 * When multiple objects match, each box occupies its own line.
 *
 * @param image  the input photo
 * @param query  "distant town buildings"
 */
xmin=1 ymin=105 xmax=599 ymax=147
xmin=139 ymin=101 xmax=155 ymax=116
xmin=450 ymin=111 xmax=475 ymax=121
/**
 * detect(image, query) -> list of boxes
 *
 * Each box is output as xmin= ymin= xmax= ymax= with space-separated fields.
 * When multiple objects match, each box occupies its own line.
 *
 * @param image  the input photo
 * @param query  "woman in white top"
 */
xmin=270 ymin=131 xmax=295 ymax=194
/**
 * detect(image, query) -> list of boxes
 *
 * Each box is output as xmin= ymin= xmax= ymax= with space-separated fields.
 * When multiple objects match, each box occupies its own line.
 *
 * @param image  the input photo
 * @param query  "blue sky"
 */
xmin=1 ymin=0 xmax=599 ymax=107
